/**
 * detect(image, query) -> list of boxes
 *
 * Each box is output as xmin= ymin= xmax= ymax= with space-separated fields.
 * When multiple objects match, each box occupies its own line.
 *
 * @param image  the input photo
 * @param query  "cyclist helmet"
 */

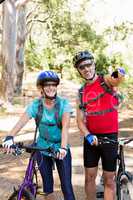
xmin=36 ymin=70 xmax=60 ymax=87
xmin=73 ymin=50 xmax=94 ymax=68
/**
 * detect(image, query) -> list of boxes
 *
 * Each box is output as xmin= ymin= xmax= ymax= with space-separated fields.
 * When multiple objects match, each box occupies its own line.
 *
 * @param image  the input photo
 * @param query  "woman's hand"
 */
xmin=2 ymin=136 xmax=14 ymax=154
xmin=57 ymin=148 xmax=67 ymax=160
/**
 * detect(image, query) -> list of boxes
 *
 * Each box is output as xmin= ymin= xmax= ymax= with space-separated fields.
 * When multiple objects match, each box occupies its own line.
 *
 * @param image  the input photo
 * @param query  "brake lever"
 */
xmin=12 ymin=146 xmax=24 ymax=156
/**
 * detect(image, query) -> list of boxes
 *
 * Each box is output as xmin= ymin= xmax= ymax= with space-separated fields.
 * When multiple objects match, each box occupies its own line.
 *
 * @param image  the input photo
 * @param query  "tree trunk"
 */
xmin=1 ymin=0 xmax=17 ymax=103
xmin=14 ymin=6 xmax=26 ymax=95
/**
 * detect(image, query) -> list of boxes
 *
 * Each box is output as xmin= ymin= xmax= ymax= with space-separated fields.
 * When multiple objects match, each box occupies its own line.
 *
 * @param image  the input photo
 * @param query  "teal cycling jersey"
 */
xmin=26 ymin=96 xmax=72 ymax=151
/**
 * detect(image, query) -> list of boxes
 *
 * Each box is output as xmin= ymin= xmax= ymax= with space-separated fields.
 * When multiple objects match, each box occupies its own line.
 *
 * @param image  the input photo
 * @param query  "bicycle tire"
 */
xmin=8 ymin=189 xmax=35 ymax=200
xmin=117 ymin=179 xmax=133 ymax=200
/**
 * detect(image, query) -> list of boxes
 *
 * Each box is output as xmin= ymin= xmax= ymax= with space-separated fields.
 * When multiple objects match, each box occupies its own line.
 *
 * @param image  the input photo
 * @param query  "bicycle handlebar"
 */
xmin=123 ymin=137 xmax=133 ymax=145
xmin=20 ymin=143 xmax=58 ymax=158
xmin=98 ymin=137 xmax=133 ymax=146
xmin=0 ymin=142 xmax=58 ymax=158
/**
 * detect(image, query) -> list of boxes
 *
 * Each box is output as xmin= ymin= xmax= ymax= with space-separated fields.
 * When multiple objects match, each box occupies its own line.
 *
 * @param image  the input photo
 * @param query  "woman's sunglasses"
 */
xmin=43 ymin=83 xmax=57 ymax=87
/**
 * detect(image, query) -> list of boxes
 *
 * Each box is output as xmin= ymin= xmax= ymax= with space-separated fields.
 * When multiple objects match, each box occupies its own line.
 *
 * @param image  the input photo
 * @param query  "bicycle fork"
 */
xmin=116 ymin=145 xmax=131 ymax=199
xmin=17 ymin=153 xmax=37 ymax=200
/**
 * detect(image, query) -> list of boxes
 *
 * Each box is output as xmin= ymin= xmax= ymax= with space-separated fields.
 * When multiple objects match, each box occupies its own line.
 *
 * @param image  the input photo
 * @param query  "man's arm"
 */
xmin=104 ymin=67 xmax=125 ymax=87
xmin=76 ymin=98 xmax=89 ymax=137
xmin=76 ymin=96 xmax=98 ymax=146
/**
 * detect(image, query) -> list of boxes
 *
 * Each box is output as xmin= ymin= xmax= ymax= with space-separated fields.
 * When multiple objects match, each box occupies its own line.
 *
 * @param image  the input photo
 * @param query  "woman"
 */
xmin=3 ymin=70 xmax=75 ymax=200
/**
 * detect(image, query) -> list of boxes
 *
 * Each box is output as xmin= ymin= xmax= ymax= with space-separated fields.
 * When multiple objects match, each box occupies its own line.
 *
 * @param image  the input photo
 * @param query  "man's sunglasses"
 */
xmin=78 ymin=63 xmax=93 ymax=71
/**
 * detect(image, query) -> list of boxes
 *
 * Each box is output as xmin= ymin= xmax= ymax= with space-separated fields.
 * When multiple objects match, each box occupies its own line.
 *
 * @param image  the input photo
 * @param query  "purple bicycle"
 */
xmin=4 ymin=143 xmax=58 ymax=200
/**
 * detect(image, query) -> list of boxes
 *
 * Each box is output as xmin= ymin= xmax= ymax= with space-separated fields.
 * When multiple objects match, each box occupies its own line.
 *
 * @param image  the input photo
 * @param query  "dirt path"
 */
xmin=0 ymin=78 xmax=133 ymax=200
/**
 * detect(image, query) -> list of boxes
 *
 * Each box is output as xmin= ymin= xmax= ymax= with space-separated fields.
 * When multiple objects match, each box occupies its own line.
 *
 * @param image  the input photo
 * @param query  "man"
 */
xmin=73 ymin=50 xmax=125 ymax=200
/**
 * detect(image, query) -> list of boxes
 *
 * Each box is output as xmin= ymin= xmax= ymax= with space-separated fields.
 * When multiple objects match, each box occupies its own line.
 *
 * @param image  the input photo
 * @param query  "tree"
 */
xmin=14 ymin=5 xmax=26 ymax=95
xmin=1 ymin=0 xmax=17 ymax=103
xmin=0 ymin=0 xmax=28 ymax=103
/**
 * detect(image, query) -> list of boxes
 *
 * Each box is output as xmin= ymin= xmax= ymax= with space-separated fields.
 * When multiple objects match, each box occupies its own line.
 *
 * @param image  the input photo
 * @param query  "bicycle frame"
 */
xmin=0 ymin=143 xmax=58 ymax=199
xmin=17 ymin=151 xmax=38 ymax=200
xmin=117 ymin=145 xmax=126 ymax=176
xmin=13 ymin=144 xmax=58 ymax=200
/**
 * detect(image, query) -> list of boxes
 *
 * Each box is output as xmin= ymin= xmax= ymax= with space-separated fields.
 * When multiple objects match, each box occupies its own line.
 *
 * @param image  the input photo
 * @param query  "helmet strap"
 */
xmin=87 ymin=72 xmax=96 ymax=81
xmin=45 ymin=93 xmax=57 ymax=100
xmin=41 ymin=89 xmax=57 ymax=100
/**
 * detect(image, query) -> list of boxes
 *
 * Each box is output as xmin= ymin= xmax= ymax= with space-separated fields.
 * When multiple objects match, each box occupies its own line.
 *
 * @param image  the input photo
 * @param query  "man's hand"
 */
xmin=111 ymin=67 xmax=126 ymax=78
xmin=85 ymin=134 xmax=98 ymax=146
xmin=57 ymin=148 xmax=67 ymax=160
xmin=118 ymin=67 xmax=126 ymax=76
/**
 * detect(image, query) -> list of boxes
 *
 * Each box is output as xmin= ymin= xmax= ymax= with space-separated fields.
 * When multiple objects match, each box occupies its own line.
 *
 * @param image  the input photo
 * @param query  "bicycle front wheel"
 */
xmin=117 ymin=179 xmax=133 ymax=200
xmin=8 ymin=189 xmax=35 ymax=200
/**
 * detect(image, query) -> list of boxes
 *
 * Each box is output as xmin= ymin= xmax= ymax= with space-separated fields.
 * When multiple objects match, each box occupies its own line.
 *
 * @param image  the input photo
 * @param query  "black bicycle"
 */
xmin=98 ymin=137 xmax=133 ymax=200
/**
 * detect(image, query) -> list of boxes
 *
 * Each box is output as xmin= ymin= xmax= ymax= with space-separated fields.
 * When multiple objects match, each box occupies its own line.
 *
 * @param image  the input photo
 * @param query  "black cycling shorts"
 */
xmin=84 ymin=133 xmax=118 ymax=172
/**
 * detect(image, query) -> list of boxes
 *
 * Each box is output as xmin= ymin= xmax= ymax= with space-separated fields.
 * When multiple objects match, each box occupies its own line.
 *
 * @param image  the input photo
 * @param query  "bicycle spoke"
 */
xmin=8 ymin=189 xmax=35 ymax=200
xmin=120 ymin=181 xmax=133 ymax=200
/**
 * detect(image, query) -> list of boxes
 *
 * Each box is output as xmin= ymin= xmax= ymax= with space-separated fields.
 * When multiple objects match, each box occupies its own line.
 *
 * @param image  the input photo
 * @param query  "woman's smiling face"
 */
xmin=43 ymin=81 xmax=58 ymax=98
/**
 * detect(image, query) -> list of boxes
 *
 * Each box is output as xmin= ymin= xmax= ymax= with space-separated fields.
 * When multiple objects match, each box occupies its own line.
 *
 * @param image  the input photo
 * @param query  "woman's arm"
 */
xmin=61 ymin=112 xmax=70 ymax=149
xmin=2 ymin=112 xmax=31 ymax=150
xmin=57 ymin=112 xmax=70 ymax=160
xmin=9 ymin=112 xmax=31 ymax=137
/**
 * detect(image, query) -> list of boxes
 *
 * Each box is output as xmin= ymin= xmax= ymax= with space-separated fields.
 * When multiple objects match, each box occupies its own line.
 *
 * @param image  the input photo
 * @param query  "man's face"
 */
xmin=43 ymin=81 xmax=57 ymax=98
xmin=77 ymin=59 xmax=95 ymax=80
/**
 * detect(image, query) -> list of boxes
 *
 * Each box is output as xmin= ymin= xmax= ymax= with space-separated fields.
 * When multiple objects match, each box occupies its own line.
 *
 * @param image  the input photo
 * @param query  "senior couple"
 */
xmin=3 ymin=50 xmax=125 ymax=200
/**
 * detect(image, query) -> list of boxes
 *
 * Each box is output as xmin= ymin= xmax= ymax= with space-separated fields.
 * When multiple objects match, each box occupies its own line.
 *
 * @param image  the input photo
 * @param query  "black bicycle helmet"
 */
xmin=73 ymin=50 xmax=94 ymax=68
xmin=36 ymin=70 xmax=60 ymax=87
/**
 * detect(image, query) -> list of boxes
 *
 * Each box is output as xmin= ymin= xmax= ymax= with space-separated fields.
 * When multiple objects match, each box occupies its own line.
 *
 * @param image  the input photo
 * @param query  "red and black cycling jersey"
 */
xmin=80 ymin=76 xmax=119 ymax=134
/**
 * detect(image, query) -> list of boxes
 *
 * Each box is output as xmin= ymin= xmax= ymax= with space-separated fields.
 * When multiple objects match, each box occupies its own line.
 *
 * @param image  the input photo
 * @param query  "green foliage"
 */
xmin=95 ymin=53 xmax=110 ymax=74
xmin=25 ymin=40 xmax=43 ymax=71
xmin=25 ymin=0 xmax=133 ymax=82
xmin=109 ymin=53 xmax=129 ymax=73
xmin=104 ymin=22 xmax=133 ymax=41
